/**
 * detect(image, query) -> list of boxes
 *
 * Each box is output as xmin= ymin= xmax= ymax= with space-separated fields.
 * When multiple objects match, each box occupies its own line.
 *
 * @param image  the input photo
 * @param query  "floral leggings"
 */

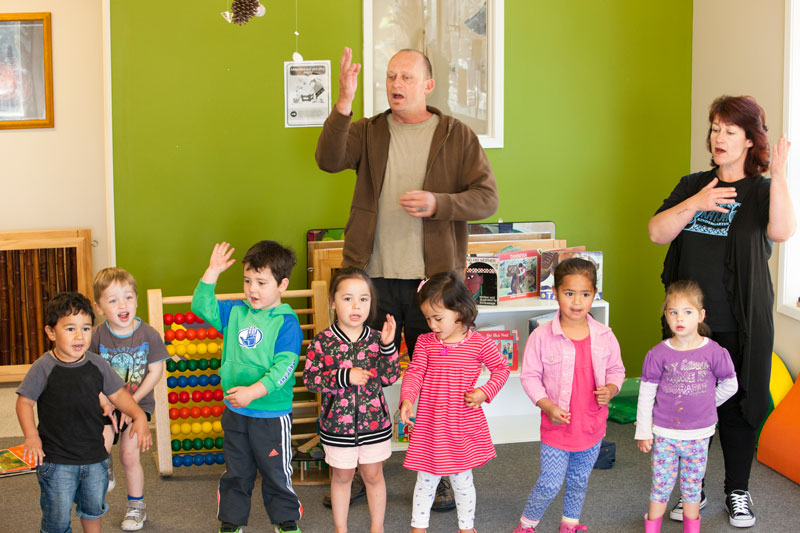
xmin=411 ymin=470 xmax=475 ymax=530
xmin=650 ymin=436 xmax=710 ymax=503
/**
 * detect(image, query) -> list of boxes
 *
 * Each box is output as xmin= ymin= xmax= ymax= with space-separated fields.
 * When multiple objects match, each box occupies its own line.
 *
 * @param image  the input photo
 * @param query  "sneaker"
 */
xmin=322 ymin=470 xmax=366 ymax=508
xmin=558 ymin=523 xmax=587 ymax=533
xmin=107 ymin=455 xmax=115 ymax=493
xmin=275 ymin=521 xmax=301 ymax=532
xmin=431 ymin=477 xmax=456 ymax=512
xmin=513 ymin=523 xmax=538 ymax=533
xmin=120 ymin=500 xmax=146 ymax=531
xmin=668 ymin=490 xmax=707 ymax=521
xmin=219 ymin=523 xmax=242 ymax=533
xmin=725 ymin=490 xmax=756 ymax=528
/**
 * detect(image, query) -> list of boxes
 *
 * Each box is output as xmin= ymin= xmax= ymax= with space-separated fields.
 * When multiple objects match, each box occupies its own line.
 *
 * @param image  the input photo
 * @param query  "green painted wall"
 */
xmin=111 ymin=1 xmax=692 ymax=374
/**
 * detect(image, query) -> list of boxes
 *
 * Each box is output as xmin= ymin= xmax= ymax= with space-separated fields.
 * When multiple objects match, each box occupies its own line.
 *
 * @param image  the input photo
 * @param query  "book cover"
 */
xmin=538 ymin=246 xmax=588 ymax=300
xmin=481 ymin=330 xmax=519 ymax=371
xmin=465 ymin=255 xmax=499 ymax=306
xmin=497 ymin=250 xmax=539 ymax=301
xmin=0 ymin=444 xmax=37 ymax=477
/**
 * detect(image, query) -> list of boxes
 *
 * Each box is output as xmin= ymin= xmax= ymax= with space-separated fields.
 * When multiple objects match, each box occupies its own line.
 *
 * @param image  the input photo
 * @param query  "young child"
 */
xmin=91 ymin=267 xmax=169 ymax=531
xmin=399 ymin=271 xmax=510 ymax=533
xmin=303 ymin=267 xmax=401 ymax=533
xmin=192 ymin=241 xmax=303 ymax=533
xmin=516 ymin=258 xmax=626 ymax=533
xmin=636 ymin=280 xmax=737 ymax=533
xmin=16 ymin=292 xmax=152 ymax=533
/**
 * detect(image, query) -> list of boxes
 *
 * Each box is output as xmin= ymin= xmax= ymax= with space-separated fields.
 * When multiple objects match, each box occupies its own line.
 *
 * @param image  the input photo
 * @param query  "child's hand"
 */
xmin=593 ymin=384 xmax=618 ymax=405
xmin=545 ymin=404 xmax=571 ymax=425
xmin=637 ymin=439 xmax=653 ymax=453
xmin=22 ymin=436 xmax=45 ymax=466
xmin=399 ymin=400 xmax=415 ymax=429
xmin=119 ymin=413 xmax=132 ymax=428
xmin=129 ymin=417 xmax=152 ymax=452
xmin=464 ymin=388 xmax=487 ymax=409
xmin=99 ymin=393 xmax=119 ymax=433
xmin=224 ymin=383 xmax=266 ymax=409
xmin=380 ymin=314 xmax=397 ymax=345
xmin=349 ymin=367 xmax=371 ymax=386
xmin=202 ymin=242 xmax=236 ymax=284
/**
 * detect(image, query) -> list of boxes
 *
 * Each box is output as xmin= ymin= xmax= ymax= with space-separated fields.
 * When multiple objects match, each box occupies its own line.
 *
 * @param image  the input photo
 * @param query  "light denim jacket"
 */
xmin=520 ymin=311 xmax=626 ymax=411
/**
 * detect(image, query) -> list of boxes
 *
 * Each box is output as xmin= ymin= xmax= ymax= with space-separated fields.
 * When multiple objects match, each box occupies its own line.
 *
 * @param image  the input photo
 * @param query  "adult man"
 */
xmin=315 ymin=46 xmax=499 ymax=512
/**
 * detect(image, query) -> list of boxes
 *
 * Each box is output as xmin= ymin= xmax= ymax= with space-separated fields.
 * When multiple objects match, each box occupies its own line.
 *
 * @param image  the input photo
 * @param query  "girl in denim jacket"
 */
xmin=516 ymin=258 xmax=626 ymax=533
xmin=303 ymin=267 xmax=400 ymax=533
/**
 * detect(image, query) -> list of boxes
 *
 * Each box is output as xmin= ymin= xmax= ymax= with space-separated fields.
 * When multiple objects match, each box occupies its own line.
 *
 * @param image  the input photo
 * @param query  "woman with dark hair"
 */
xmin=648 ymin=95 xmax=796 ymax=528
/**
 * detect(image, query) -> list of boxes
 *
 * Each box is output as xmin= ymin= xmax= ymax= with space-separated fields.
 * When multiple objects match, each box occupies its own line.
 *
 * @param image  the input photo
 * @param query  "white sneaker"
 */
xmin=121 ymin=500 xmax=146 ymax=531
xmin=668 ymin=491 xmax=707 ymax=521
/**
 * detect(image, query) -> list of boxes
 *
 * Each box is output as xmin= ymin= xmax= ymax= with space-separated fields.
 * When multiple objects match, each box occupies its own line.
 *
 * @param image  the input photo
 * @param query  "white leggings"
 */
xmin=411 ymin=469 xmax=476 ymax=530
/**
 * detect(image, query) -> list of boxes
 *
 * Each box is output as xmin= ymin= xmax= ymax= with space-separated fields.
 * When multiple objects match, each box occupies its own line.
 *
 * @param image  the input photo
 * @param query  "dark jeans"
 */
xmin=370 ymin=278 xmax=431 ymax=359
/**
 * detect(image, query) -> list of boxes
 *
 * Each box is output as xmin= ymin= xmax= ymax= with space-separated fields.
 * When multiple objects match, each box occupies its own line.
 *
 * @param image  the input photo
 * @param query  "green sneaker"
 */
xmin=275 ymin=521 xmax=300 ymax=532
xmin=219 ymin=523 xmax=242 ymax=533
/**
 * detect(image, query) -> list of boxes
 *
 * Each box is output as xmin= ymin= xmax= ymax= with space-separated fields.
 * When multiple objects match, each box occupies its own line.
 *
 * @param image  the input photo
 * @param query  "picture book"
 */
xmin=0 ymin=444 xmax=36 ymax=477
xmin=481 ymin=330 xmax=519 ymax=371
xmin=465 ymin=255 xmax=500 ymax=306
xmin=497 ymin=249 xmax=539 ymax=301
xmin=539 ymin=247 xmax=602 ymax=300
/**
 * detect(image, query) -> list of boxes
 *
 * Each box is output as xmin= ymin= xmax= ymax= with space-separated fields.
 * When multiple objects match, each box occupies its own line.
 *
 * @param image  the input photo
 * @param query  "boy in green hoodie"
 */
xmin=192 ymin=241 xmax=303 ymax=533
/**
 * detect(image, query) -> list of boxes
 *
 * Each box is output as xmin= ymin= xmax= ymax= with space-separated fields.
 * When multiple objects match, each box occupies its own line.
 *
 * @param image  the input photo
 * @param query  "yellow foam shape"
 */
xmin=770 ymin=352 xmax=794 ymax=408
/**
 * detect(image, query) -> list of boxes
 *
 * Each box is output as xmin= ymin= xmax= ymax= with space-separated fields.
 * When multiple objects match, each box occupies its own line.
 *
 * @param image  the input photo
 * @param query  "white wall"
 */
xmin=0 ymin=0 xmax=113 ymax=271
xmin=692 ymin=0 xmax=800 ymax=377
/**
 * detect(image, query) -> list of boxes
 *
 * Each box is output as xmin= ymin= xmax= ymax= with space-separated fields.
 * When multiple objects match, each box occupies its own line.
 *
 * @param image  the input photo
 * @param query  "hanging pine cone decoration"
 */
xmin=231 ymin=0 xmax=259 ymax=25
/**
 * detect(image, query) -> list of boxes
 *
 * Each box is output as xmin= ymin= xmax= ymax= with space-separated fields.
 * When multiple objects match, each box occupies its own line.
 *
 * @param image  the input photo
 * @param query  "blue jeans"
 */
xmin=37 ymin=459 xmax=109 ymax=533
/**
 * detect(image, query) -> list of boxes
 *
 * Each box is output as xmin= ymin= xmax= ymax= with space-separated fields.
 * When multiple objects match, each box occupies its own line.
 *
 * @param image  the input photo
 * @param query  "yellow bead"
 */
xmin=197 ymin=342 xmax=208 ymax=355
xmin=202 ymin=421 xmax=213 ymax=434
xmin=180 ymin=423 xmax=191 ymax=435
xmin=176 ymin=345 xmax=187 ymax=356
xmin=186 ymin=343 xmax=197 ymax=355
xmin=212 ymin=421 xmax=223 ymax=433
xmin=166 ymin=345 xmax=176 ymax=356
xmin=208 ymin=342 xmax=219 ymax=354
xmin=170 ymin=424 xmax=181 ymax=435
xmin=191 ymin=422 xmax=202 ymax=434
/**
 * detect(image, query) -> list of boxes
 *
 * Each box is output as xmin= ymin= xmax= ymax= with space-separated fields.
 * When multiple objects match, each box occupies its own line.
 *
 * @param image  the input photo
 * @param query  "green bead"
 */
xmin=187 ymin=359 xmax=198 ymax=371
xmin=192 ymin=438 xmax=203 ymax=450
xmin=166 ymin=360 xmax=176 ymax=372
xmin=197 ymin=358 xmax=209 ymax=370
xmin=177 ymin=360 xmax=188 ymax=372
xmin=171 ymin=439 xmax=181 ymax=452
xmin=204 ymin=437 xmax=214 ymax=450
xmin=209 ymin=358 xmax=220 ymax=370
xmin=181 ymin=439 xmax=192 ymax=451
xmin=215 ymin=437 xmax=224 ymax=449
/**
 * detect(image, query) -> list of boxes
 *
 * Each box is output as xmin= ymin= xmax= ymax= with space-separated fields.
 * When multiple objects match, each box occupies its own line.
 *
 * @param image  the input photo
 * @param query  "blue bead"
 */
xmin=167 ymin=377 xmax=177 ymax=388
xmin=198 ymin=375 xmax=209 ymax=387
xmin=181 ymin=454 xmax=193 ymax=467
xmin=187 ymin=375 xmax=199 ymax=387
xmin=172 ymin=455 xmax=182 ymax=467
xmin=177 ymin=376 xmax=188 ymax=388
xmin=209 ymin=375 xmax=220 ymax=386
xmin=204 ymin=453 xmax=215 ymax=465
xmin=193 ymin=454 xmax=204 ymax=466
xmin=215 ymin=452 xmax=225 ymax=464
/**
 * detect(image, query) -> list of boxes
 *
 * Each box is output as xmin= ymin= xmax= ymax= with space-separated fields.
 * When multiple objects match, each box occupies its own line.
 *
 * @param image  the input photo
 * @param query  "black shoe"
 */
xmin=322 ymin=471 xmax=366 ymax=508
xmin=431 ymin=477 xmax=456 ymax=512
xmin=275 ymin=521 xmax=300 ymax=532
xmin=668 ymin=490 xmax=707 ymax=521
xmin=219 ymin=522 xmax=242 ymax=533
xmin=725 ymin=490 xmax=756 ymax=528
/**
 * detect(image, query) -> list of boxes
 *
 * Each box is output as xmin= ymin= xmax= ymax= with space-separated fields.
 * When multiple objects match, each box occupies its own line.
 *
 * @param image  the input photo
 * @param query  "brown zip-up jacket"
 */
xmin=315 ymin=106 xmax=498 ymax=277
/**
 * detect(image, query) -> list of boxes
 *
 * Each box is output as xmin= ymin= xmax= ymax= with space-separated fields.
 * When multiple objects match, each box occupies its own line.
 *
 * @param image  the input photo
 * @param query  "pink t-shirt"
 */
xmin=540 ymin=336 xmax=607 ymax=451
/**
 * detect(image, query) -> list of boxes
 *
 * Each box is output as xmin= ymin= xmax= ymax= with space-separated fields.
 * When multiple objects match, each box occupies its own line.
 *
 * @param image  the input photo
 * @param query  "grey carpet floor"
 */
xmin=1 ymin=421 xmax=798 ymax=532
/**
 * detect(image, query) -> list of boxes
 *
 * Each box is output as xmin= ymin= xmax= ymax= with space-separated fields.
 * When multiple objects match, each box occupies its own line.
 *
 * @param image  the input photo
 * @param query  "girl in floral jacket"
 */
xmin=303 ymin=267 xmax=400 ymax=533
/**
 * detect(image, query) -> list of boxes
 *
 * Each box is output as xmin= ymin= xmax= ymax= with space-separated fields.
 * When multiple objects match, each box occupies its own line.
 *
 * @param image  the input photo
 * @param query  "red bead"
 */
xmin=179 ymin=391 xmax=190 ymax=403
xmin=163 ymin=313 xmax=174 ymax=325
xmin=190 ymin=407 xmax=201 ymax=418
xmin=202 ymin=390 xmax=213 ymax=402
xmin=207 ymin=327 xmax=219 ymax=340
xmin=200 ymin=406 xmax=212 ymax=418
xmin=164 ymin=330 xmax=175 ymax=342
xmin=196 ymin=328 xmax=207 ymax=340
xmin=211 ymin=405 xmax=223 ymax=417
xmin=174 ymin=312 xmax=185 ymax=324
xmin=179 ymin=407 xmax=190 ymax=419
xmin=192 ymin=390 xmax=203 ymax=402
xmin=185 ymin=312 xmax=196 ymax=324
xmin=185 ymin=329 xmax=197 ymax=341
xmin=168 ymin=392 xmax=179 ymax=404
xmin=175 ymin=329 xmax=186 ymax=341
xmin=213 ymin=389 xmax=224 ymax=401
xmin=169 ymin=408 xmax=179 ymax=419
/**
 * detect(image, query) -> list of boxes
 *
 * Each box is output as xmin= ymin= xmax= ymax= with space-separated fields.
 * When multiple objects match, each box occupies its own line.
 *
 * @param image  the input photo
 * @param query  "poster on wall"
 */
xmin=284 ymin=60 xmax=330 ymax=128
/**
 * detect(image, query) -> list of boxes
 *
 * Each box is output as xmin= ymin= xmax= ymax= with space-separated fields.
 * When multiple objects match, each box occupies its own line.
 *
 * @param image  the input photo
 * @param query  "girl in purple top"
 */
xmin=515 ymin=258 xmax=626 ymax=533
xmin=636 ymin=281 xmax=737 ymax=533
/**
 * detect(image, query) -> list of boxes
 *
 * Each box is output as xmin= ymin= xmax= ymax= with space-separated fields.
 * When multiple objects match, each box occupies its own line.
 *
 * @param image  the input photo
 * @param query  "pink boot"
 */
xmin=644 ymin=514 xmax=663 ymax=533
xmin=559 ymin=523 xmax=587 ymax=533
xmin=683 ymin=515 xmax=701 ymax=533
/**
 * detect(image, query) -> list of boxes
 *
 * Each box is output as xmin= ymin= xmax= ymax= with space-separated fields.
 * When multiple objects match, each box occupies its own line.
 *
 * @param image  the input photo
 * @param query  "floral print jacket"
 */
xmin=303 ymin=322 xmax=400 ymax=447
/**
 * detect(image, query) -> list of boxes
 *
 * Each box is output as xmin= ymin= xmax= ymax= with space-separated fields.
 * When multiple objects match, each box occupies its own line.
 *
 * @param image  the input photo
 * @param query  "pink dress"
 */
xmin=400 ymin=331 xmax=510 ymax=475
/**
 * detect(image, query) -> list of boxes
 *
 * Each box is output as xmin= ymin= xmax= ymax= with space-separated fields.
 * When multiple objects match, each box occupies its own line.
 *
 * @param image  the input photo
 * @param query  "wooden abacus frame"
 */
xmin=147 ymin=281 xmax=330 ymax=481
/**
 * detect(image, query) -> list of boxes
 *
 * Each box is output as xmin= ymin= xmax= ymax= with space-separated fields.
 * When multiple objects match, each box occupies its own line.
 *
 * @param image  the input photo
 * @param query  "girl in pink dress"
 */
xmin=515 ymin=258 xmax=626 ymax=533
xmin=399 ymin=271 xmax=510 ymax=533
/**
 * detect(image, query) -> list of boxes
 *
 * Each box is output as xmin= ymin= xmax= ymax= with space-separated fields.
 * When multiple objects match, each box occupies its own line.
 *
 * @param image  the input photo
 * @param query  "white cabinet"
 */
xmin=384 ymin=299 xmax=610 ymax=450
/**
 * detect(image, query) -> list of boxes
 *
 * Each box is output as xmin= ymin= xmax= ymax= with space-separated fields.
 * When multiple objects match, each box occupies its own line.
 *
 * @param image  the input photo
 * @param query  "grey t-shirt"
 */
xmin=90 ymin=318 xmax=170 ymax=414
xmin=17 ymin=352 xmax=125 ymax=464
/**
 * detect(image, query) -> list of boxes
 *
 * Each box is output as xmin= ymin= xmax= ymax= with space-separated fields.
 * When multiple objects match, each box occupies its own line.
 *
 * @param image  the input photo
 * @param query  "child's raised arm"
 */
xmin=201 ymin=242 xmax=236 ymax=285
xmin=378 ymin=314 xmax=401 ymax=386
